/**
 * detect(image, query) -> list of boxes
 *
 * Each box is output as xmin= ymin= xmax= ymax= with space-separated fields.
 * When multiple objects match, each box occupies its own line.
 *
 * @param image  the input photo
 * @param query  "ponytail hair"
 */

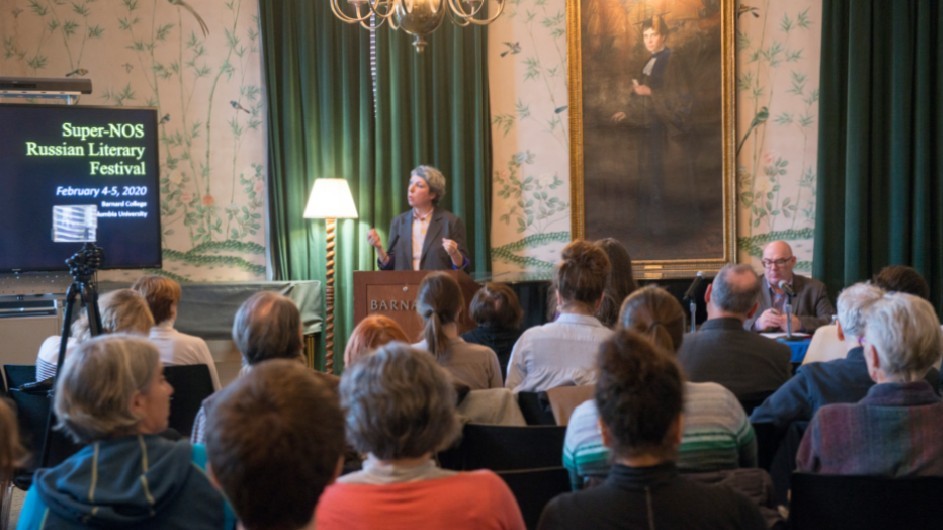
xmin=617 ymin=286 xmax=685 ymax=353
xmin=416 ymin=272 xmax=464 ymax=359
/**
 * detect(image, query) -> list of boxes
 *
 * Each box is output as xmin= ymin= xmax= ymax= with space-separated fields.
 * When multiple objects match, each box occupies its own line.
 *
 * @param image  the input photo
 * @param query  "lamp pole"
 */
xmin=304 ymin=178 xmax=358 ymax=374
xmin=323 ymin=216 xmax=337 ymax=373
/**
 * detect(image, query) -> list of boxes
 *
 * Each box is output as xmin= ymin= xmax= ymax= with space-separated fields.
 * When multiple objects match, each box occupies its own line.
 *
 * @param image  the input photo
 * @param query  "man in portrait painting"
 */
xmin=610 ymin=15 xmax=692 ymax=234
xmin=581 ymin=0 xmax=724 ymax=260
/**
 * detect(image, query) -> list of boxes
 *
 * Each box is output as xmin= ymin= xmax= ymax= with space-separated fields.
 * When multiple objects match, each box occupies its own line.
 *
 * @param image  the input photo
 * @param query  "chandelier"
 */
xmin=330 ymin=0 xmax=505 ymax=53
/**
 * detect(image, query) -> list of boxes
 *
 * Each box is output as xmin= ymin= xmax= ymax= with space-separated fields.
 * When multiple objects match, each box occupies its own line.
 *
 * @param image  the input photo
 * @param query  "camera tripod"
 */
xmin=40 ymin=242 xmax=105 ymax=466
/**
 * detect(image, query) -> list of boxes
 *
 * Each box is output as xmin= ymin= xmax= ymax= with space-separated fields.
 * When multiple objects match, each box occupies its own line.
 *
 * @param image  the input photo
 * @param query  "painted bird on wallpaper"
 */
xmin=65 ymin=68 xmax=88 ymax=77
xmin=167 ymin=0 xmax=209 ymax=37
xmin=500 ymin=42 xmax=521 ymax=57
xmin=160 ymin=114 xmax=171 ymax=124
xmin=230 ymin=100 xmax=250 ymax=114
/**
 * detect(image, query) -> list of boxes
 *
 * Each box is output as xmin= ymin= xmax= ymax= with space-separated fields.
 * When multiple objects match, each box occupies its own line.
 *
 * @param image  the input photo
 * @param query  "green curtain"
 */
xmin=813 ymin=0 xmax=943 ymax=310
xmin=261 ymin=2 xmax=492 ymax=373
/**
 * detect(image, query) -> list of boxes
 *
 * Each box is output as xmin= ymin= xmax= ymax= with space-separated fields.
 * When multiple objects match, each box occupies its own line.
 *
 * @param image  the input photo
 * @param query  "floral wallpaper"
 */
xmin=735 ymin=0 xmax=821 ymax=272
xmin=1 ymin=0 xmax=822 ymax=281
xmin=489 ymin=0 xmax=823 ymax=274
xmin=488 ymin=0 xmax=572 ymax=274
xmin=0 ymin=0 xmax=266 ymax=282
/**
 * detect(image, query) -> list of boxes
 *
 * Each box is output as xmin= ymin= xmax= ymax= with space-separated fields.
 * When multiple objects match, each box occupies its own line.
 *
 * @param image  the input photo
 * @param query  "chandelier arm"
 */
xmin=366 ymin=0 xmax=397 ymax=19
xmin=448 ymin=0 xmax=505 ymax=25
xmin=331 ymin=0 xmax=373 ymax=23
xmin=446 ymin=9 xmax=472 ymax=27
xmin=447 ymin=0 xmax=484 ymax=17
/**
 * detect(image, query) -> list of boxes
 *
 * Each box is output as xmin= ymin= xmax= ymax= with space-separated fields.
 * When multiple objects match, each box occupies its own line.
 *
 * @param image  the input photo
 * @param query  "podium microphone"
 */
xmin=778 ymin=280 xmax=795 ymax=297
xmin=684 ymin=271 xmax=704 ymax=334
xmin=683 ymin=271 xmax=705 ymax=301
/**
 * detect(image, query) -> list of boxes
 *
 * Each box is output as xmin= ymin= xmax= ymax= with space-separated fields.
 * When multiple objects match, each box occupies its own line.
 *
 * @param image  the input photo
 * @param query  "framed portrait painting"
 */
xmin=567 ymin=0 xmax=735 ymax=278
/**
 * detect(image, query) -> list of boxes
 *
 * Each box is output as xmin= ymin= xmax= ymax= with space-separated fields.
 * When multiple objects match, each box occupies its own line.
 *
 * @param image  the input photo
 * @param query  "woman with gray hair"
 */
xmin=797 ymin=292 xmax=943 ymax=476
xmin=366 ymin=165 xmax=470 ymax=271
xmin=315 ymin=343 xmax=525 ymax=530
xmin=17 ymin=334 xmax=234 ymax=529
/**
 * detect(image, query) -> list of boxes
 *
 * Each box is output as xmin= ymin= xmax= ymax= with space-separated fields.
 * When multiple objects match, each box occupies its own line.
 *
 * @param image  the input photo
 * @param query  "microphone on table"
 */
xmin=778 ymin=280 xmax=795 ymax=297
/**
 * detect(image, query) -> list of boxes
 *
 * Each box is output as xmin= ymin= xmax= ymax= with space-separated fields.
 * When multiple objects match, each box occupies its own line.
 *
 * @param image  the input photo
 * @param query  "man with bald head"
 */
xmin=744 ymin=241 xmax=834 ymax=333
xmin=678 ymin=264 xmax=792 ymax=402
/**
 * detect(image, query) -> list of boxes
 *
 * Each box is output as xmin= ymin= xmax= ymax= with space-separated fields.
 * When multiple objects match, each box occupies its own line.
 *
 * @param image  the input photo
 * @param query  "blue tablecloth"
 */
xmin=778 ymin=337 xmax=812 ymax=363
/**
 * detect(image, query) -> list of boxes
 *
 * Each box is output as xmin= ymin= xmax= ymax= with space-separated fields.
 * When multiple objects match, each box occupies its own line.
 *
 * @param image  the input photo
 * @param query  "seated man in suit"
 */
xmin=745 ymin=240 xmax=835 ymax=333
xmin=678 ymin=264 xmax=792 ymax=403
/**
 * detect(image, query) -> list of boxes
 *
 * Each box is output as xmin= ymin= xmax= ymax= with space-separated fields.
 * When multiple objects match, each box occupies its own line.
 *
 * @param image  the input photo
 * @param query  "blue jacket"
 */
xmin=750 ymin=347 xmax=940 ymax=429
xmin=17 ymin=435 xmax=234 ymax=530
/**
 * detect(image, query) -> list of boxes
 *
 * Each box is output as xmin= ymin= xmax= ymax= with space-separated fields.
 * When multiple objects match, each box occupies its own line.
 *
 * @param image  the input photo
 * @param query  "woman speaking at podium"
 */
xmin=366 ymin=165 xmax=470 ymax=272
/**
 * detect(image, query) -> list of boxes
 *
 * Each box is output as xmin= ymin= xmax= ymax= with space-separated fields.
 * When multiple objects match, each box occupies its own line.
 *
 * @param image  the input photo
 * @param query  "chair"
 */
xmin=2 ymin=365 xmax=36 ymax=395
xmin=497 ymin=467 xmax=570 ymax=530
xmin=544 ymin=385 xmax=594 ymax=426
xmin=801 ymin=325 xmax=844 ymax=365
xmin=2 ymin=387 xmax=84 ymax=530
xmin=163 ymin=364 xmax=215 ymax=437
xmin=517 ymin=391 xmax=556 ymax=425
xmin=438 ymin=424 xmax=566 ymax=471
xmin=737 ymin=390 xmax=774 ymax=416
xmin=789 ymin=472 xmax=943 ymax=530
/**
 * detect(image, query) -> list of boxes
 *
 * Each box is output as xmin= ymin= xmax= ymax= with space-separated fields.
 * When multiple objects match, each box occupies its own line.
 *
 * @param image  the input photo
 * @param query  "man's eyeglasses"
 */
xmin=762 ymin=258 xmax=793 ymax=268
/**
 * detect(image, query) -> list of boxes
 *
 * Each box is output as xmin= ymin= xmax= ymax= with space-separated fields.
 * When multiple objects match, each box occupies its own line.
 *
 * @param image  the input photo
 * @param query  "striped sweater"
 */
xmin=563 ymin=381 xmax=756 ymax=489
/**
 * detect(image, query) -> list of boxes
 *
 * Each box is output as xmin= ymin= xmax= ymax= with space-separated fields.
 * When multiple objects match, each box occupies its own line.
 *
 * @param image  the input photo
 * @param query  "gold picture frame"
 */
xmin=568 ymin=0 xmax=736 ymax=279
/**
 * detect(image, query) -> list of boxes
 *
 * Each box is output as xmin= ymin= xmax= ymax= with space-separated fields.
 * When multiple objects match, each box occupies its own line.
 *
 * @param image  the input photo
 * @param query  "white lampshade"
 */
xmin=303 ymin=178 xmax=359 ymax=219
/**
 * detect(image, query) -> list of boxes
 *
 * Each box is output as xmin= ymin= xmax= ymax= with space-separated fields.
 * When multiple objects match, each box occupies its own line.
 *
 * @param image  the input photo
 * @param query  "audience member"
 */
xmin=35 ymin=288 xmax=155 ymax=381
xmin=745 ymin=240 xmax=835 ymax=333
xmin=414 ymin=272 xmax=503 ymax=390
xmin=462 ymin=282 xmax=524 ymax=378
xmin=538 ymin=330 xmax=765 ymax=530
xmin=872 ymin=264 xmax=931 ymax=300
xmin=797 ymin=292 xmax=943 ymax=476
xmin=564 ymin=286 xmax=756 ymax=489
xmin=750 ymin=283 xmax=885 ymax=429
xmin=594 ymin=238 xmax=638 ymax=328
xmin=678 ymin=264 xmax=791 ymax=402
xmin=344 ymin=314 xmax=410 ymax=367
xmin=132 ymin=275 xmax=221 ymax=389
xmin=506 ymin=240 xmax=613 ymax=392
xmin=0 ymin=398 xmax=26 ymax=483
xmin=315 ymin=343 xmax=525 ymax=530
xmin=205 ymin=360 xmax=344 ymax=530
xmin=192 ymin=291 xmax=317 ymax=444
xmin=17 ymin=335 xmax=233 ymax=530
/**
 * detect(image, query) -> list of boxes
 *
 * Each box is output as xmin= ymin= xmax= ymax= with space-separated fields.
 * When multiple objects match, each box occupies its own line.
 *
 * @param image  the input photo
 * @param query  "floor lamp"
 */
xmin=303 ymin=178 xmax=358 ymax=373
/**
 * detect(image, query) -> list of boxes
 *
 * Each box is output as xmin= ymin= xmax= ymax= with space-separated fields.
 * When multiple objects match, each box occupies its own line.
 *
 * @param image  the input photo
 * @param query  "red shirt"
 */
xmin=315 ymin=470 xmax=525 ymax=530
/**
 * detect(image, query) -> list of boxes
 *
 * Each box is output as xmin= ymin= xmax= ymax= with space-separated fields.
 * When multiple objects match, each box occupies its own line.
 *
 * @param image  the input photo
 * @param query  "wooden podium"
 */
xmin=353 ymin=271 xmax=481 ymax=342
